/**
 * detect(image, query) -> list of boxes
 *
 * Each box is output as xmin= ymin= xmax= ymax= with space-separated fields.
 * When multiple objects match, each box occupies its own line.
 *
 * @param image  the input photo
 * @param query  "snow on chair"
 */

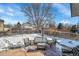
xmin=34 ymin=37 xmax=48 ymax=44
xmin=23 ymin=38 xmax=37 ymax=52
xmin=23 ymin=38 xmax=30 ymax=47
xmin=34 ymin=37 xmax=48 ymax=50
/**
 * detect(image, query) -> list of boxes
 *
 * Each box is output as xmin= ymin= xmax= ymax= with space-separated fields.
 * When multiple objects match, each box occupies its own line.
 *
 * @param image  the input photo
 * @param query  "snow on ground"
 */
xmin=0 ymin=33 xmax=54 ymax=51
xmin=0 ymin=33 xmax=79 ymax=52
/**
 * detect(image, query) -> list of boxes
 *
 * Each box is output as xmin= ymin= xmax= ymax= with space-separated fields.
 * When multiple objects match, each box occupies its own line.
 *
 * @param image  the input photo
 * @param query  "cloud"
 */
xmin=8 ymin=7 xmax=14 ymax=12
xmin=1 ymin=17 xmax=19 ymax=24
xmin=60 ymin=19 xmax=70 ymax=24
xmin=1 ymin=16 xmax=24 ymax=24
xmin=0 ymin=9 xmax=4 ymax=13
xmin=6 ymin=12 xmax=14 ymax=16
xmin=53 ymin=3 xmax=70 ymax=16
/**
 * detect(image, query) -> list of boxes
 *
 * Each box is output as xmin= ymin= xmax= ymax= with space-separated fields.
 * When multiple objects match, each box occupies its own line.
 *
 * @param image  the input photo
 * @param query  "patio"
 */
xmin=0 ymin=48 xmax=44 ymax=56
xmin=0 ymin=33 xmax=79 ymax=56
xmin=0 ymin=45 xmax=61 ymax=56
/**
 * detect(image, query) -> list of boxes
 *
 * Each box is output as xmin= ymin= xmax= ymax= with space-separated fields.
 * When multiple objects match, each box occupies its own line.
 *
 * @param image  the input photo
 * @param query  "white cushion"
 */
xmin=24 ymin=46 xmax=37 ymax=52
xmin=34 ymin=37 xmax=47 ymax=43
xmin=37 ymin=43 xmax=47 ymax=46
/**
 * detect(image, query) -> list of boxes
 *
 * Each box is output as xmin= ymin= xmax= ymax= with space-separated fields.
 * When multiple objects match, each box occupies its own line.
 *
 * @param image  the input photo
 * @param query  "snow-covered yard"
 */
xmin=0 ymin=33 xmax=53 ymax=51
xmin=0 ymin=33 xmax=79 ymax=56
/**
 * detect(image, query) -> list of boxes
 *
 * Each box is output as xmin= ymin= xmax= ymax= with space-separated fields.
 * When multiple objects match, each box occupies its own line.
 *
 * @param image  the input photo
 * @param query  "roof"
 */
xmin=71 ymin=3 xmax=79 ymax=16
xmin=0 ymin=19 xmax=4 ymax=22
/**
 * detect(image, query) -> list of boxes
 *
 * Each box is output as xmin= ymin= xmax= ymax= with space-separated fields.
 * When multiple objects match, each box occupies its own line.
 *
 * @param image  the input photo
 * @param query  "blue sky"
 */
xmin=0 ymin=3 xmax=79 ymax=25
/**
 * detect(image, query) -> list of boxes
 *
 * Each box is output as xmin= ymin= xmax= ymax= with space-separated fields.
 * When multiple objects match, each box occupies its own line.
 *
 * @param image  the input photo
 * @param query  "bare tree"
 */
xmin=21 ymin=3 xmax=53 ymax=37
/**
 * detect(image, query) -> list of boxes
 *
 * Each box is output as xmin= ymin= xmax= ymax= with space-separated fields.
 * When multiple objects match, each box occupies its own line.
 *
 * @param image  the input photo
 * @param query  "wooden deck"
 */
xmin=43 ymin=45 xmax=62 ymax=56
xmin=0 ymin=45 xmax=62 ymax=56
xmin=0 ymin=48 xmax=44 ymax=56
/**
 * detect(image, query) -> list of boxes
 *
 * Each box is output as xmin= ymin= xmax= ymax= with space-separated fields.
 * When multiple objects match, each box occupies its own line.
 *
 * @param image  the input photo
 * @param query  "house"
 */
xmin=11 ymin=22 xmax=22 ymax=33
xmin=21 ymin=23 xmax=35 ymax=33
xmin=0 ymin=19 xmax=4 ymax=32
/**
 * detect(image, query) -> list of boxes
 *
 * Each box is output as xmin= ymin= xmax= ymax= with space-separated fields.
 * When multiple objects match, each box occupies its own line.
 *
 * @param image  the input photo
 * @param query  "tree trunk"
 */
xmin=41 ymin=27 xmax=44 ymax=40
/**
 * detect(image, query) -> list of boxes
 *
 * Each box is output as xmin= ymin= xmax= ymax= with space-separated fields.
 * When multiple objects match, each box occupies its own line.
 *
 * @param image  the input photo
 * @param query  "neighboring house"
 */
xmin=22 ymin=23 xmax=34 ymax=30
xmin=4 ymin=24 xmax=12 ymax=33
xmin=0 ymin=19 xmax=12 ymax=34
xmin=21 ymin=23 xmax=35 ymax=33
xmin=11 ymin=22 xmax=36 ymax=34
xmin=0 ymin=19 xmax=4 ymax=32
xmin=11 ymin=22 xmax=22 ymax=33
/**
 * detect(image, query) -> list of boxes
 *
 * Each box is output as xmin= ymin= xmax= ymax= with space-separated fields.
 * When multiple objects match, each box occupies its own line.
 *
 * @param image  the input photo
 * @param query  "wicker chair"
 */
xmin=23 ymin=38 xmax=30 ymax=47
xmin=34 ymin=37 xmax=48 ymax=50
xmin=23 ymin=38 xmax=37 ymax=52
